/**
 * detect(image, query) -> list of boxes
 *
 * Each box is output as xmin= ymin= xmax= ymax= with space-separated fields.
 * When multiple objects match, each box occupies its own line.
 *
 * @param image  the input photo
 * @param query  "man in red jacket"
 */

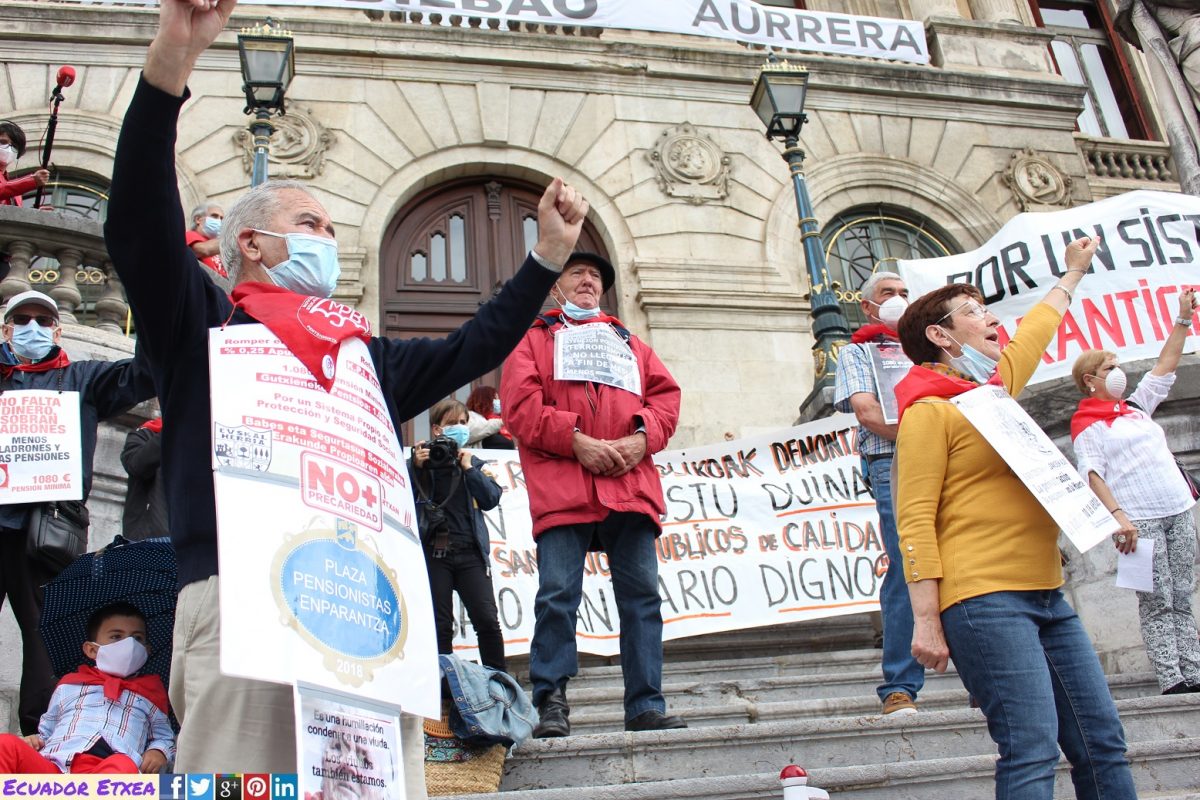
xmin=500 ymin=253 xmax=685 ymax=737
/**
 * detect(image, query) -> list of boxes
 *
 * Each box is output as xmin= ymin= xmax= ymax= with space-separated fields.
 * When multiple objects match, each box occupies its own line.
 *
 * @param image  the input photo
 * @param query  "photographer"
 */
xmin=410 ymin=399 xmax=506 ymax=672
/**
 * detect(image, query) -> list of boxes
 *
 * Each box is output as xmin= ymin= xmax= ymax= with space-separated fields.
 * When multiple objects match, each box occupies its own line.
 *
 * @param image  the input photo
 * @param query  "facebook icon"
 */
xmin=159 ymin=775 xmax=187 ymax=800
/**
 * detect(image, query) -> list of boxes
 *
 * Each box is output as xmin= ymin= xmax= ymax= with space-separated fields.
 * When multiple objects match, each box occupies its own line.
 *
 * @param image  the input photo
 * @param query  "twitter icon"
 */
xmin=189 ymin=775 xmax=215 ymax=800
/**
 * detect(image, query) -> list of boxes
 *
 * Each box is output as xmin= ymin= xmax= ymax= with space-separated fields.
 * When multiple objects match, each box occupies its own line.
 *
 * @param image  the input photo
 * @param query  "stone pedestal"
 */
xmin=969 ymin=0 xmax=1022 ymax=24
xmin=926 ymin=17 xmax=1057 ymax=75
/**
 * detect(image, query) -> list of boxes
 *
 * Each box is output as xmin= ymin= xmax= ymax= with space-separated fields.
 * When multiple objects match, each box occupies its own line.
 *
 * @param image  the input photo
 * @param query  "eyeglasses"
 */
xmin=6 ymin=314 xmax=57 ymax=328
xmin=936 ymin=300 xmax=987 ymax=325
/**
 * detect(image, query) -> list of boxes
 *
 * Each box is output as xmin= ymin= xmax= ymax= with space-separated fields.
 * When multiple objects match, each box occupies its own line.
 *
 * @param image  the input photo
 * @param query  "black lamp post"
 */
xmin=750 ymin=55 xmax=851 ymax=394
xmin=238 ymin=18 xmax=295 ymax=187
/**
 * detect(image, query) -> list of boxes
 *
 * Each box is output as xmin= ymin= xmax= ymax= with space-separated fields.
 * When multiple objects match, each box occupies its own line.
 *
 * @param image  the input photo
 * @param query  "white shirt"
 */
xmin=1073 ymin=371 xmax=1195 ymax=520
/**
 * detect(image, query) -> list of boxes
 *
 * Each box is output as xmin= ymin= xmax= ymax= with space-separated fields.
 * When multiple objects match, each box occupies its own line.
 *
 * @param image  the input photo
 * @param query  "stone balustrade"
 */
xmin=0 ymin=205 xmax=129 ymax=335
xmin=1076 ymin=135 xmax=1179 ymax=197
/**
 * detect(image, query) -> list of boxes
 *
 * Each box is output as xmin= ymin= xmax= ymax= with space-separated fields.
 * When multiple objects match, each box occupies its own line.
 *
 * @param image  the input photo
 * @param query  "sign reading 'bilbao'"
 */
xmin=87 ymin=0 xmax=929 ymax=65
xmin=899 ymin=190 xmax=1200 ymax=385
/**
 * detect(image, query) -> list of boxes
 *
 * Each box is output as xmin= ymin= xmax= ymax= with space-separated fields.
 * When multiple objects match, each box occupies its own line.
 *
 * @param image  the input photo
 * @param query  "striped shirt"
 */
xmin=37 ymin=682 xmax=175 ymax=770
xmin=834 ymin=340 xmax=894 ymax=457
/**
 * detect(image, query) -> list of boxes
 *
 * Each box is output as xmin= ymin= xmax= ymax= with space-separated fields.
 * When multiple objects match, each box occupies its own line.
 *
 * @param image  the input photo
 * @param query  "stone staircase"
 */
xmin=445 ymin=619 xmax=1200 ymax=800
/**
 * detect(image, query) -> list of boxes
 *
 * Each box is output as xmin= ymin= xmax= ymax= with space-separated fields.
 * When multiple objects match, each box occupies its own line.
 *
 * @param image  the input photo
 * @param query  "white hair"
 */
xmin=860 ymin=271 xmax=904 ymax=305
xmin=189 ymin=201 xmax=222 ymax=227
xmin=219 ymin=180 xmax=310 ymax=283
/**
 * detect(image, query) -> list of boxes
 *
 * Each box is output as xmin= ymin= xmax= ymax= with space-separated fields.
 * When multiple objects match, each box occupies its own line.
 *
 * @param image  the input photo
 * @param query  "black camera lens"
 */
xmin=426 ymin=435 xmax=459 ymax=468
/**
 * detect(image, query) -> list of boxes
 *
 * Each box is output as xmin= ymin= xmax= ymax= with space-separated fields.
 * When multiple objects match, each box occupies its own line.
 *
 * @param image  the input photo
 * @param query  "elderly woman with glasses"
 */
xmin=1070 ymin=288 xmax=1199 ymax=696
xmin=892 ymin=237 xmax=1137 ymax=800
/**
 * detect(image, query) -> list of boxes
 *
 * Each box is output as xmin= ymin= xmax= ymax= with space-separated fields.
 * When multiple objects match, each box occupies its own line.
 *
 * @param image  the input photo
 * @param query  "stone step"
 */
xmin=497 ymin=694 xmax=1200 ymax=791
xmin=444 ymin=737 xmax=1200 ymax=799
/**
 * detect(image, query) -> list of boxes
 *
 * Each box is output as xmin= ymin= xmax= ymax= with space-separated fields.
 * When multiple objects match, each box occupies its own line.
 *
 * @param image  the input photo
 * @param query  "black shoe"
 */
xmin=533 ymin=687 xmax=570 ymax=738
xmin=1162 ymin=681 xmax=1191 ymax=695
xmin=624 ymin=709 xmax=687 ymax=732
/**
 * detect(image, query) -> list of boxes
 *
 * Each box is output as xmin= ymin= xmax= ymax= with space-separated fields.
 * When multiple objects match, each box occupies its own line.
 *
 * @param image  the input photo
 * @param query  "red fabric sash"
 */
xmin=894 ymin=363 xmax=1003 ymax=421
xmin=536 ymin=307 xmax=626 ymax=329
xmin=0 ymin=347 xmax=69 ymax=381
xmin=1070 ymin=398 xmax=1135 ymax=441
xmin=140 ymin=418 xmax=163 ymax=434
xmin=231 ymin=283 xmax=372 ymax=391
xmin=57 ymin=664 xmax=169 ymax=714
xmin=850 ymin=323 xmax=900 ymax=344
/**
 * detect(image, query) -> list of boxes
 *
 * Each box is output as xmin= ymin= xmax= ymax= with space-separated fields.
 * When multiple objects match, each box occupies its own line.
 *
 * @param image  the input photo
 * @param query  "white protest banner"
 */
xmin=951 ymin=384 xmax=1117 ymax=553
xmin=450 ymin=414 xmax=884 ymax=658
xmin=554 ymin=324 xmax=642 ymax=396
xmin=72 ymin=0 xmax=928 ymax=65
xmin=210 ymin=325 xmax=438 ymax=719
xmin=0 ymin=391 xmax=83 ymax=504
xmin=898 ymin=190 xmax=1200 ymax=385
xmin=295 ymin=683 xmax=403 ymax=800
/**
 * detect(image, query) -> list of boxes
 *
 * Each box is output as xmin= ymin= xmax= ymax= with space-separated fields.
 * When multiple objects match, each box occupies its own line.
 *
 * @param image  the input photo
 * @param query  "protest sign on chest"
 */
xmin=865 ymin=343 xmax=912 ymax=425
xmin=209 ymin=324 xmax=438 ymax=718
xmin=553 ymin=322 xmax=642 ymax=396
xmin=0 ymin=390 xmax=82 ymax=504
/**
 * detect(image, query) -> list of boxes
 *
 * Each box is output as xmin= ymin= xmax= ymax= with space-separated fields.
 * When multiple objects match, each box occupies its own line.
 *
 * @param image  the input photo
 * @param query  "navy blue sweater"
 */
xmin=104 ymin=77 xmax=558 ymax=587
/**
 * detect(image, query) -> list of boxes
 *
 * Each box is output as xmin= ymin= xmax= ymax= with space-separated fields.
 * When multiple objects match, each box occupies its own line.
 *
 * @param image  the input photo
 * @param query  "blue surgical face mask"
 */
xmin=202 ymin=216 xmax=222 ymax=238
xmin=492 ymin=397 xmax=502 ymax=415
xmin=553 ymin=285 xmax=601 ymax=321
xmin=254 ymin=230 xmax=340 ymax=297
xmin=441 ymin=424 xmax=470 ymax=449
xmin=10 ymin=320 xmax=55 ymax=361
xmin=939 ymin=328 xmax=998 ymax=383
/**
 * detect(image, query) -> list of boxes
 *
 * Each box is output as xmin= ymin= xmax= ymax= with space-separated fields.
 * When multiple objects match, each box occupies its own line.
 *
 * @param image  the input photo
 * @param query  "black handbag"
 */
xmin=25 ymin=500 xmax=89 ymax=571
xmin=1177 ymin=459 xmax=1200 ymax=501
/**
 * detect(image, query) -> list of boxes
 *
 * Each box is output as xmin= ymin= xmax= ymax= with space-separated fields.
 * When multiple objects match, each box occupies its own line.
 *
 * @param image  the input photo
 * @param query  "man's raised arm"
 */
xmin=145 ymin=0 xmax=237 ymax=97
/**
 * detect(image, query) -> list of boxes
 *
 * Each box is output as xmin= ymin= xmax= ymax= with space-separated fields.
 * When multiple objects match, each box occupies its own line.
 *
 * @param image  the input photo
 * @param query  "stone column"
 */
xmin=0 ymin=240 xmax=35 ymax=302
xmin=969 ymin=0 xmax=1022 ymax=24
xmin=94 ymin=261 xmax=129 ymax=336
xmin=50 ymin=247 xmax=83 ymax=325
xmin=909 ymin=0 xmax=963 ymax=20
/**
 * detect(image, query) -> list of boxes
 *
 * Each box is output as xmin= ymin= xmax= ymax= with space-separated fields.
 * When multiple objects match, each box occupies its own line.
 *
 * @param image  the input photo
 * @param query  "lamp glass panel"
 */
xmin=750 ymin=79 xmax=775 ymax=130
xmin=766 ymin=77 xmax=809 ymax=118
xmin=242 ymin=46 xmax=288 ymax=85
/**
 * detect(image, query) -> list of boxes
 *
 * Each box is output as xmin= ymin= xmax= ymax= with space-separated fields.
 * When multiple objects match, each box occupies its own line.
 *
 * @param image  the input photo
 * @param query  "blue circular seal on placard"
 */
xmin=280 ymin=537 xmax=402 ymax=660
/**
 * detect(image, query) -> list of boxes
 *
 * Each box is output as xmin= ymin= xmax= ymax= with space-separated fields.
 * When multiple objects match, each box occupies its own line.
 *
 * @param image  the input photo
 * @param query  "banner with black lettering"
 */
xmin=898 ymin=190 xmax=1200 ymax=384
xmin=82 ymin=0 xmax=928 ymax=65
xmin=450 ymin=414 xmax=883 ymax=658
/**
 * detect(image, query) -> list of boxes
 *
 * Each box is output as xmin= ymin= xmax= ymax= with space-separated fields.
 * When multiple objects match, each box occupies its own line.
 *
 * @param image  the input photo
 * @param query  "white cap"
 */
xmin=3 ymin=290 xmax=58 ymax=321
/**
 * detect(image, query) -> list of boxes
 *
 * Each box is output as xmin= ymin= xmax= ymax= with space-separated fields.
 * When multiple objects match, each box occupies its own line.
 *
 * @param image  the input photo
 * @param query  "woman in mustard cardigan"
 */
xmin=893 ymin=236 xmax=1136 ymax=800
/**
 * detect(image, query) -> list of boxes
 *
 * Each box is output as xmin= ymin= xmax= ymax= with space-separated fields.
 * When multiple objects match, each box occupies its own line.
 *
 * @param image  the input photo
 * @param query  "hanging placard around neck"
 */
xmin=553 ymin=323 xmax=642 ymax=396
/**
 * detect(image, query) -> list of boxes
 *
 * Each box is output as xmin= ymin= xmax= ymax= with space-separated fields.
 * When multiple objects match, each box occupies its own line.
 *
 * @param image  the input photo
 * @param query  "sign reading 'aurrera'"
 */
xmin=98 ymin=0 xmax=930 ymax=64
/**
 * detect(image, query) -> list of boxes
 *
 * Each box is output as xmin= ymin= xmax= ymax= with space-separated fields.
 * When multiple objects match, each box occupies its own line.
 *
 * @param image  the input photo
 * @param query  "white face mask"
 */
xmin=0 ymin=144 xmax=16 ymax=168
xmin=93 ymin=636 xmax=148 ymax=678
xmin=874 ymin=295 xmax=908 ymax=328
xmin=1104 ymin=367 xmax=1127 ymax=399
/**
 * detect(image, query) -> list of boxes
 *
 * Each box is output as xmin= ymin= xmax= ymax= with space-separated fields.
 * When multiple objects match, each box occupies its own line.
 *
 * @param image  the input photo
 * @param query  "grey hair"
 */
xmin=189 ymin=201 xmax=222 ymax=227
xmin=219 ymin=179 xmax=310 ymax=284
xmin=860 ymin=271 xmax=904 ymax=305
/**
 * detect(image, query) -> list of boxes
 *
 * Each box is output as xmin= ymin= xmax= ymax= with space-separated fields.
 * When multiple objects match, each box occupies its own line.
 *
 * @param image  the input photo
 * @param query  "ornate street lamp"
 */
xmin=238 ymin=19 xmax=295 ymax=187
xmin=750 ymin=55 xmax=851 ymax=396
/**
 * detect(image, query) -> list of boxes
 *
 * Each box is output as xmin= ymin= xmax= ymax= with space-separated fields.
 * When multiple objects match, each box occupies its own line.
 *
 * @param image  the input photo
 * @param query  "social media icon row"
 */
xmin=160 ymin=772 xmax=298 ymax=800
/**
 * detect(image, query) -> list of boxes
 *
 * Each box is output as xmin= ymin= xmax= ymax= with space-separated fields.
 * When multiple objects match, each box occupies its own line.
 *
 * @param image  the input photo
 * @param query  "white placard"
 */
xmin=210 ymin=324 xmax=438 ymax=718
xmin=295 ymin=683 xmax=403 ymax=800
xmin=1116 ymin=538 xmax=1155 ymax=593
xmin=865 ymin=343 xmax=912 ymax=425
xmin=0 ymin=390 xmax=83 ymax=504
xmin=898 ymin=190 xmax=1200 ymax=385
xmin=951 ymin=384 xmax=1117 ymax=553
xmin=76 ymin=0 xmax=929 ymax=65
xmin=553 ymin=324 xmax=642 ymax=396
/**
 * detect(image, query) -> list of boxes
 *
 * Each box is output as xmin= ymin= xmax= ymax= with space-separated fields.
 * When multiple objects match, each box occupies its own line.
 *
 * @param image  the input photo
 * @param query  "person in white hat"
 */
xmin=1 ymin=289 xmax=155 ymax=736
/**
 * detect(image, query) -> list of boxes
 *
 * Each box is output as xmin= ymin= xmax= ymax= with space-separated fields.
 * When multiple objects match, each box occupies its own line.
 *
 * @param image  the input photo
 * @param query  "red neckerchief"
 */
xmin=0 ymin=347 xmax=70 ymax=381
xmin=894 ymin=363 xmax=1003 ymax=422
xmin=231 ymin=283 xmax=372 ymax=391
xmin=850 ymin=323 xmax=900 ymax=344
xmin=535 ymin=308 xmax=626 ymax=329
xmin=1070 ymin=397 xmax=1136 ymax=441
xmin=141 ymin=418 xmax=163 ymax=434
xmin=57 ymin=664 xmax=169 ymax=714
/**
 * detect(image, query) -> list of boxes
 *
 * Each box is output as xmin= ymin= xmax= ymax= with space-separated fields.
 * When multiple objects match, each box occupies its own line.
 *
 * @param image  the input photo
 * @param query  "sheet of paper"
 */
xmin=1115 ymin=537 xmax=1155 ymax=593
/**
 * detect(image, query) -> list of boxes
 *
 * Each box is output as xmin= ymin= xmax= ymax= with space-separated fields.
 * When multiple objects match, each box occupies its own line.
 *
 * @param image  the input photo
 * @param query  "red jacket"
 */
xmin=0 ymin=171 xmax=38 ymax=206
xmin=500 ymin=315 xmax=681 ymax=538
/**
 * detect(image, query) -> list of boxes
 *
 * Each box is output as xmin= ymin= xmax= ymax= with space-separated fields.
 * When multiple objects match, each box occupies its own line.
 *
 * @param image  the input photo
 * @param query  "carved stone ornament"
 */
xmin=1003 ymin=148 xmax=1073 ymax=211
xmin=234 ymin=106 xmax=334 ymax=179
xmin=648 ymin=123 xmax=731 ymax=205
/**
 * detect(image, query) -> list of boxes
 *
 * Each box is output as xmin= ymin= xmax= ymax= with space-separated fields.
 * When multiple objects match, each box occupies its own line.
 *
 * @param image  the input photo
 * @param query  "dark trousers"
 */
xmin=0 ymin=528 xmax=59 ymax=734
xmin=425 ymin=546 xmax=506 ymax=672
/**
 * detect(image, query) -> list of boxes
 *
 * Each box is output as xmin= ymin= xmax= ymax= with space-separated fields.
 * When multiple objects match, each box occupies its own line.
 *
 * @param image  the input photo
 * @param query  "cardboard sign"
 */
xmin=0 ymin=390 xmax=83 ymax=504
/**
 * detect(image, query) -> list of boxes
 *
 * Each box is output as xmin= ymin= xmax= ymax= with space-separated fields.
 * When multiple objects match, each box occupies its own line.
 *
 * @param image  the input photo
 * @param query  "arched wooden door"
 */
xmin=380 ymin=177 xmax=613 ymax=441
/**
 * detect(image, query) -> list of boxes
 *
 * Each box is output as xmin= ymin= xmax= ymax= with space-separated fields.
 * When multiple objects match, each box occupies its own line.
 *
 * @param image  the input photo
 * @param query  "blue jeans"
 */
xmin=941 ymin=590 xmax=1136 ymax=800
xmin=529 ymin=511 xmax=665 ymax=721
xmin=868 ymin=456 xmax=925 ymax=702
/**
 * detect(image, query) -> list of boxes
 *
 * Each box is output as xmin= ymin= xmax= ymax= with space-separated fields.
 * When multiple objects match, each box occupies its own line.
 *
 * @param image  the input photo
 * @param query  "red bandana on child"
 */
xmin=231 ymin=283 xmax=372 ymax=391
xmin=58 ymin=664 xmax=169 ymax=714
xmin=1069 ymin=398 xmax=1136 ymax=441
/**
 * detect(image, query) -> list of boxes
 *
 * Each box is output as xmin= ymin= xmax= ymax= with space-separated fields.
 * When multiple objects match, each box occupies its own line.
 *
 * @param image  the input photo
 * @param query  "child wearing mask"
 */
xmin=0 ymin=121 xmax=50 ymax=206
xmin=0 ymin=602 xmax=175 ymax=774
xmin=410 ymin=399 xmax=507 ymax=672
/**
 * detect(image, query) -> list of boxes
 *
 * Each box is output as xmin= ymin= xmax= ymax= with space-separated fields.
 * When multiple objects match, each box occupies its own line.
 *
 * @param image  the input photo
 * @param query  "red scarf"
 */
xmin=140 ymin=418 xmax=163 ymax=434
xmin=57 ymin=664 xmax=169 ymax=714
xmin=1070 ymin=398 xmax=1136 ymax=441
xmin=894 ymin=363 xmax=1003 ymax=421
xmin=536 ymin=308 xmax=626 ymax=329
xmin=0 ymin=347 xmax=70 ymax=381
xmin=231 ymin=283 xmax=372 ymax=391
xmin=850 ymin=323 xmax=900 ymax=344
